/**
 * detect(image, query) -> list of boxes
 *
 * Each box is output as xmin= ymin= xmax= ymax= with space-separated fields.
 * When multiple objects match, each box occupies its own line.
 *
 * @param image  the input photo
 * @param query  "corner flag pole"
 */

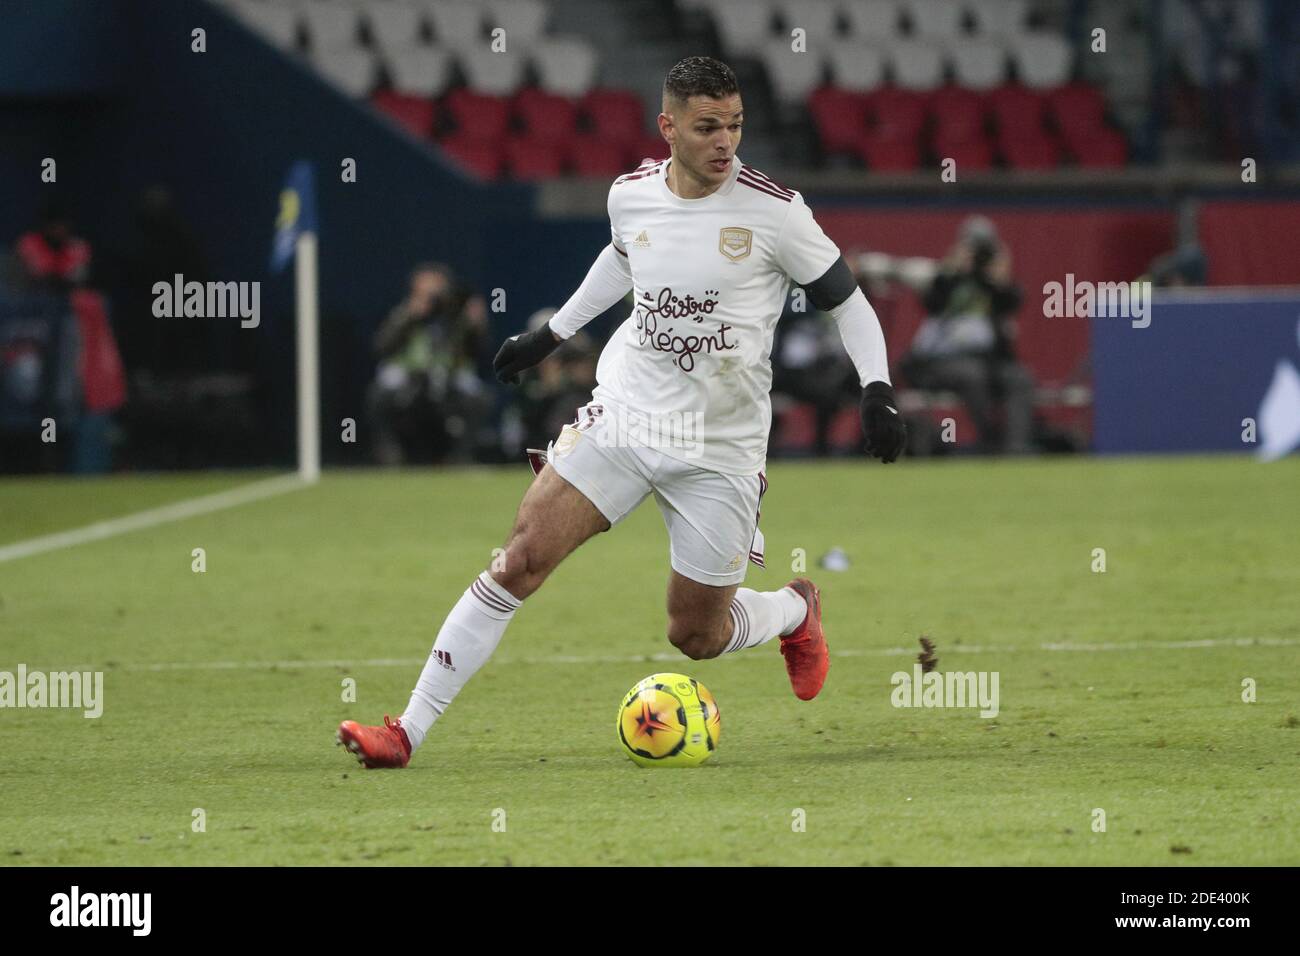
xmin=272 ymin=160 xmax=320 ymax=485
xmin=295 ymin=230 xmax=320 ymax=484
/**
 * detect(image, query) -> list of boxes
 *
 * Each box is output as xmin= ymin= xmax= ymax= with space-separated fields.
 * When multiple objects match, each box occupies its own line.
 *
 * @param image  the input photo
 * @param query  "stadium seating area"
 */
xmin=217 ymin=0 xmax=664 ymax=179
xmin=808 ymin=80 xmax=1126 ymax=170
xmin=374 ymin=86 xmax=666 ymax=179
xmin=699 ymin=0 xmax=1127 ymax=170
xmin=214 ymin=0 xmax=1298 ymax=178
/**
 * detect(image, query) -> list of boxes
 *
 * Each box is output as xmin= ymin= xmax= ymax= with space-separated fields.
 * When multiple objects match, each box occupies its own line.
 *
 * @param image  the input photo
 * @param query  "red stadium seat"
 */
xmin=998 ymin=131 xmax=1061 ymax=170
xmin=568 ymin=134 xmax=630 ymax=177
xmin=1048 ymin=82 xmax=1107 ymax=135
xmin=853 ymin=88 xmax=926 ymax=170
xmin=929 ymin=86 xmax=987 ymax=143
xmin=506 ymin=135 xmax=566 ymax=180
xmin=371 ymin=90 xmax=437 ymax=139
xmin=582 ymin=88 xmax=645 ymax=144
xmin=867 ymin=87 xmax=928 ymax=139
xmin=933 ymin=131 xmax=994 ymax=171
xmin=857 ymin=133 xmax=921 ymax=171
xmin=988 ymin=84 xmax=1046 ymax=137
xmin=438 ymin=135 xmax=505 ymax=180
xmin=514 ymin=88 xmax=579 ymax=144
xmin=1066 ymin=127 xmax=1128 ymax=167
xmin=809 ymin=87 xmax=870 ymax=155
xmin=442 ymin=89 xmax=512 ymax=141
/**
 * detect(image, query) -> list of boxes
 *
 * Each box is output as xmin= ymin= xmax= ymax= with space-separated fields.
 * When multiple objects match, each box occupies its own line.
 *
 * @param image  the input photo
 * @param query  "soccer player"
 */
xmin=338 ymin=57 xmax=906 ymax=768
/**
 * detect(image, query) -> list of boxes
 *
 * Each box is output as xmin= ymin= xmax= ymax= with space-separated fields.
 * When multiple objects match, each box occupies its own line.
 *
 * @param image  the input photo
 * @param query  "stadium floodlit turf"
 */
xmin=1 ymin=456 xmax=1297 ymax=866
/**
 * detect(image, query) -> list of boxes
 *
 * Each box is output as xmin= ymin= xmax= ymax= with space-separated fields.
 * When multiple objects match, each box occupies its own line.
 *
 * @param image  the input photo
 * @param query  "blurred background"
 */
xmin=2 ymin=0 xmax=1299 ymax=474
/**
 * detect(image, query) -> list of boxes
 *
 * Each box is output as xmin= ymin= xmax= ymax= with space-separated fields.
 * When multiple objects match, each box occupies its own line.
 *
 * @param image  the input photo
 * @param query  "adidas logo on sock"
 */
xmin=434 ymin=649 xmax=456 ymax=671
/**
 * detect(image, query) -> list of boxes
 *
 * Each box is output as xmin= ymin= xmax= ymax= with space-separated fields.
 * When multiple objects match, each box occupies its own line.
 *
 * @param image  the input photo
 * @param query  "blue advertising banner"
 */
xmin=1091 ymin=289 xmax=1300 ymax=457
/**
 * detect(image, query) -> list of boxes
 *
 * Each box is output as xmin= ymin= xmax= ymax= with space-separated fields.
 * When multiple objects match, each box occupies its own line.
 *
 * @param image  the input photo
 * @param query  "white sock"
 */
xmin=400 ymin=571 xmax=521 ymax=751
xmin=723 ymin=586 xmax=808 ymax=653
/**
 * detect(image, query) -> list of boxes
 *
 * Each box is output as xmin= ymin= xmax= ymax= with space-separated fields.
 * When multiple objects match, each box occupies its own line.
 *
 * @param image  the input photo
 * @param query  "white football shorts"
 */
xmin=530 ymin=403 xmax=767 ymax=587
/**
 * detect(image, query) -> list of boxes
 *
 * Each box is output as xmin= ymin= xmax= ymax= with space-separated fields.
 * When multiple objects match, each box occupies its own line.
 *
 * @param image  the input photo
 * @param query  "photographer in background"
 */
xmin=367 ymin=262 xmax=493 ymax=465
xmin=900 ymin=216 xmax=1034 ymax=455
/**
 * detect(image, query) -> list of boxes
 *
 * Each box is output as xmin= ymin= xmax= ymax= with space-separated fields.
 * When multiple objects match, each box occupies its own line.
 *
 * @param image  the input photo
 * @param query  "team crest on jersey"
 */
xmin=718 ymin=227 xmax=752 ymax=261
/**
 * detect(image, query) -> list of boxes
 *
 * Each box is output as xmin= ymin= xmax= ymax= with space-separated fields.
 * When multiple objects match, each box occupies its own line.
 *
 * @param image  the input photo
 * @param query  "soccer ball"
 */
xmin=616 ymin=672 xmax=721 ymax=767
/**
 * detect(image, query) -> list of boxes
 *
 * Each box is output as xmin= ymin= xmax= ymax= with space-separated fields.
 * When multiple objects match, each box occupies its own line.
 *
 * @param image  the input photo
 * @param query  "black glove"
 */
xmin=860 ymin=381 xmax=906 ymax=463
xmin=493 ymin=326 xmax=562 ymax=384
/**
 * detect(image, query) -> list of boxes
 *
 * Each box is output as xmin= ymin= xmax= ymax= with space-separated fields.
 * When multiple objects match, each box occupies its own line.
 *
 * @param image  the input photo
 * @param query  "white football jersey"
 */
xmin=593 ymin=154 xmax=843 ymax=475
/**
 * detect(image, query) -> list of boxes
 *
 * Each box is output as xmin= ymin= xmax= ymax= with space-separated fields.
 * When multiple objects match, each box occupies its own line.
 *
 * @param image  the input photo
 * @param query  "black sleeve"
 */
xmin=800 ymin=256 xmax=859 ymax=313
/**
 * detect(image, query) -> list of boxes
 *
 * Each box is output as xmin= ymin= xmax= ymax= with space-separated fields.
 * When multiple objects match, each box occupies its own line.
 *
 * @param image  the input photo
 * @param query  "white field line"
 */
xmin=50 ymin=636 xmax=1298 ymax=674
xmin=0 ymin=474 xmax=307 ymax=564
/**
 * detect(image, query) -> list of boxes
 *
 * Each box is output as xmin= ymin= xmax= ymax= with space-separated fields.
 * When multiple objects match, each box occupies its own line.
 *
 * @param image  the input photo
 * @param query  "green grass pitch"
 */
xmin=1 ymin=456 xmax=1297 ymax=866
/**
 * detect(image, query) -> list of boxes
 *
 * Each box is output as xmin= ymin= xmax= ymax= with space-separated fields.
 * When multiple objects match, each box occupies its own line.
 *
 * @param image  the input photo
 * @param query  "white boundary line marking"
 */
xmin=40 ymin=636 xmax=1297 ymax=674
xmin=0 ymin=474 xmax=307 ymax=564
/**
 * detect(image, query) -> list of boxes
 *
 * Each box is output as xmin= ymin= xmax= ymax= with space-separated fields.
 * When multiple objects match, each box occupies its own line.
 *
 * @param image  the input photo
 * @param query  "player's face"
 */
xmin=664 ymin=94 xmax=743 ymax=188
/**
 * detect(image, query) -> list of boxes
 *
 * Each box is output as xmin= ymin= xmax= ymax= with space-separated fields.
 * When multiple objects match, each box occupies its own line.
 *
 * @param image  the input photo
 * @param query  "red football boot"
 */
xmin=337 ymin=715 xmax=412 ymax=769
xmin=779 ymin=579 xmax=829 ymax=700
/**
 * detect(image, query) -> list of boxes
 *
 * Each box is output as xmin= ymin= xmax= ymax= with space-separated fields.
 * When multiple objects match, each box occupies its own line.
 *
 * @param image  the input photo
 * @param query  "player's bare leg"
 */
xmin=491 ymin=462 xmax=611 ymax=600
xmin=665 ymin=570 xmax=829 ymax=699
xmin=338 ymin=464 xmax=610 ymax=768
xmin=665 ymin=571 xmax=739 ymax=660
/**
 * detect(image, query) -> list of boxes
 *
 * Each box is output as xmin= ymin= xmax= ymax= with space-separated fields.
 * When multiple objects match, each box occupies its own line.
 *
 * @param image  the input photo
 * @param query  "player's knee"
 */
xmin=493 ymin=535 xmax=550 ymax=599
xmin=667 ymin=619 xmax=723 ymax=661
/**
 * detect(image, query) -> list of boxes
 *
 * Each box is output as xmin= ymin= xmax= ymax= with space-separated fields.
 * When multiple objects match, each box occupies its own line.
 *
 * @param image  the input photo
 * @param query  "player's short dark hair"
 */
xmin=663 ymin=56 xmax=740 ymax=108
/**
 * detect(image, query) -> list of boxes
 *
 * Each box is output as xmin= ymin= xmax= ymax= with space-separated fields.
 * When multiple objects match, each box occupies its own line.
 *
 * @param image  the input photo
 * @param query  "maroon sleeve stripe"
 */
xmin=738 ymin=169 xmax=793 ymax=196
xmin=616 ymin=160 xmax=666 ymax=184
xmin=737 ymin=174 xmax=792 ymax=202
xmin=742 ymin=166 xmax=794 ymax=196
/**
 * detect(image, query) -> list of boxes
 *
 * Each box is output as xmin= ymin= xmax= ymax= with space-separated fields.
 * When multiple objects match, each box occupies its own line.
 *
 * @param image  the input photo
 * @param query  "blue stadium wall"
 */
xmin=0 ymin=0 xmax=617 ymax=464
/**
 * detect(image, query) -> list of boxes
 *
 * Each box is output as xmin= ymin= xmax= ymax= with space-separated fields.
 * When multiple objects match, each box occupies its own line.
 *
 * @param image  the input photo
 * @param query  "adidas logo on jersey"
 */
xmin=633 ymin=230 xmax=651 ymax=248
